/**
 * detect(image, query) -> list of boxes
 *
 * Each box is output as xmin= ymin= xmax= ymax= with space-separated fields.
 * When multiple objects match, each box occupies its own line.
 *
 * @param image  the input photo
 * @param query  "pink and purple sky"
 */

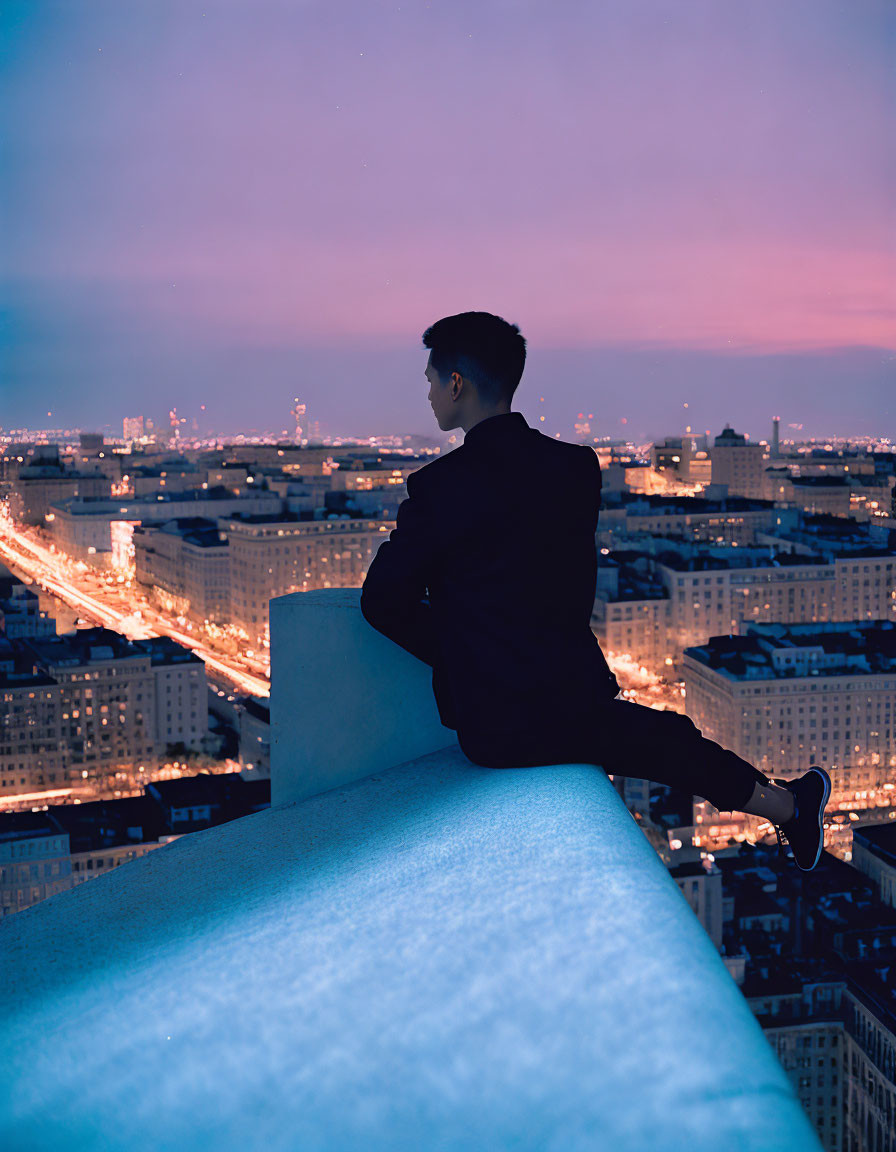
xmin=2 ymin=0 xmax=894 ymax=442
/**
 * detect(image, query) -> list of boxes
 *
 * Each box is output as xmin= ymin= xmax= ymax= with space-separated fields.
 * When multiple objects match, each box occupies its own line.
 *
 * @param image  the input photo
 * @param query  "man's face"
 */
xmin=425 ymin=354 xmax=460 ymax=431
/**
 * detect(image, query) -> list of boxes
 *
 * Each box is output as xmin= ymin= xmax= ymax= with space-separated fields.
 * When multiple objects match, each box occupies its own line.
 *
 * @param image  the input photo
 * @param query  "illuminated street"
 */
xmin=0 ymin=505 xmax=269 ymax=698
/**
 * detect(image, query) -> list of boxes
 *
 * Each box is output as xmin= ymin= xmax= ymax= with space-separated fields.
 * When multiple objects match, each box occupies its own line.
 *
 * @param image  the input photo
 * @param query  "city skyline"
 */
xmin=2 ymin=0 xmax=894 ymax=439
xmin=2 ymin=342 xmax=893 ymax=446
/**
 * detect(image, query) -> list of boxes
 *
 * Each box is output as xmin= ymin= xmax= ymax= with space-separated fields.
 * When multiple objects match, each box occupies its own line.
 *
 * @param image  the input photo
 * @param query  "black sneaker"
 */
xmin=768 ymin=767 xmax=832 ymax=871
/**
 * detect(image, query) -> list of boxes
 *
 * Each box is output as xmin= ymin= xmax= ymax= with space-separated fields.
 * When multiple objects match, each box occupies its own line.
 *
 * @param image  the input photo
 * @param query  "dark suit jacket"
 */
xmin=359 ymin=410 xmax=620 ymax=762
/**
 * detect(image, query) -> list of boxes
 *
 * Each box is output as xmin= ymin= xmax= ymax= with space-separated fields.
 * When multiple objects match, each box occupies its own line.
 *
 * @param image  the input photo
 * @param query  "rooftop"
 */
xmin=657 ymin=552 xmax=831 ymax=572
xmin=23 ymin=627 xmax=202 ymax=669
xmin=0 ymin=809 xmax=66 ymax=846
xmin=617 ymin=492 xmax=773 ymax=513
xmin=684 ymin=620 xmax=896 ymax=679
xmin=51 ymin=487 xmax=277 ymax=515
xmin=853 ymin=822 xmax=896 ymax=868
xmin=0 ymin=590 xmax=821 ymax=1150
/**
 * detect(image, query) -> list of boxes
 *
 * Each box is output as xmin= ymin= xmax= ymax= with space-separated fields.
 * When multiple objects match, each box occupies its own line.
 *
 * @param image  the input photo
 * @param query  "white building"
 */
xmin=594 ymin=547 xmax=896 ymax=676
xmin=142 ymin=636 xmax=207 ymax=753
xmin=682 ymin=620 xmax=896 ymax=816
xmin=48 ymin=491 xmax=283 ymax=566
xmin=225 ymin=513 xmax=387 ymax=646
xmin=134 ymin=518 xmax=230 ymax=624
xmin=710 ymin=425 xmax=768 ymax=501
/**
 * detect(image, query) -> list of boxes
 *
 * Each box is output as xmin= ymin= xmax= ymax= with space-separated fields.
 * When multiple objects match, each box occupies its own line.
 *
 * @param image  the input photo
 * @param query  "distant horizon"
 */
xmin=2 ymin=337 xmax=892 ymax=446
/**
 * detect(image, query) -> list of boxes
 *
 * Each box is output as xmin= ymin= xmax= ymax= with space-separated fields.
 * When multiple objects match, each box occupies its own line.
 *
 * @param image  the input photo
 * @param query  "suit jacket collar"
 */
xmin=462 ymin=411 xmax=529 ymax=448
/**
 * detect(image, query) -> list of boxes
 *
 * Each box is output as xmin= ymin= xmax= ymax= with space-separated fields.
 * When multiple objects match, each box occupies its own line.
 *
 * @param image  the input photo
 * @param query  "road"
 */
xmin=0 ymin=511 xmax=270 ymax=698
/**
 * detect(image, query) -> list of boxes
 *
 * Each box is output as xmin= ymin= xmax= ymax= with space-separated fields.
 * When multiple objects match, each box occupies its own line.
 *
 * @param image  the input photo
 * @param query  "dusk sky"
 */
xmin=2 ymin=0 xmax=894 ymax=443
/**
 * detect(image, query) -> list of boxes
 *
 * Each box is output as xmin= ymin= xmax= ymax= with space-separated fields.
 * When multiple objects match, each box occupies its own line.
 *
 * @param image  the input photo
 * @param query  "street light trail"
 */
xmin=0 ymin=521 xmax=269 ymax=698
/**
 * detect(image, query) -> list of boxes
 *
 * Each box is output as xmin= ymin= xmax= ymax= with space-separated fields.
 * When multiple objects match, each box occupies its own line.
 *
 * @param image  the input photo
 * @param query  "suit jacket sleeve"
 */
xmin=359 ymin=468 xmax=437 ymax=667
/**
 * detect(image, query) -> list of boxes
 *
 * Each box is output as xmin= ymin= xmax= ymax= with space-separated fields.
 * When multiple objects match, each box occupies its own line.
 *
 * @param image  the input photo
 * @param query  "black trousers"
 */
xmin=457 ymin=698 xmax=771 ymax=815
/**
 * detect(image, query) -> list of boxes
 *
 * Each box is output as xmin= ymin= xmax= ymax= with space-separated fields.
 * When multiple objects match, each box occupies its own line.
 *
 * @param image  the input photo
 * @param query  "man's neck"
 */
xmin=463 ymin=409 xmax=512 ymax=435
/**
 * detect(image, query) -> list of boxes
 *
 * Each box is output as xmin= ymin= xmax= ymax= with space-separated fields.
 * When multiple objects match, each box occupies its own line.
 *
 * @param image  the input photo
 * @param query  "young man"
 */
xmin=360 ymin=311 xmax=831 ymax=871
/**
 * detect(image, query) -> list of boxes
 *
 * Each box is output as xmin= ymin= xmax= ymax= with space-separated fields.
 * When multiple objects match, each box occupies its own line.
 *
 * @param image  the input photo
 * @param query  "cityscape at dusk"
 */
xmin=2 ymin=2 xmax=895 ymax=1150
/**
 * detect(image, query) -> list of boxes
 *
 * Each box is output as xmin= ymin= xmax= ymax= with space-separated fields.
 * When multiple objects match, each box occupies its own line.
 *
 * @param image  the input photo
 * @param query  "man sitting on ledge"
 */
xmin=359 ymin=310 xmax=831 ymax=872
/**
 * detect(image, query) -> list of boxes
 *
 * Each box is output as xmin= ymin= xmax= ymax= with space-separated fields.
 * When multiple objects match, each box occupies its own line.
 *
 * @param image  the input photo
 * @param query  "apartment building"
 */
xmin=850 ymin=825 xmax=896 ymax=910
xmin=682 ymin=621 xmax=896 ymax=813
xmin=142 ymin=636 xmax=207 ymax=753
xmin=0 ymin=629 xmax=208 ymax=798
xmin=0 ymin=565 xmax=56 ymax=639
xmin=134 ymin=517 xmax=230 ymax=623
xmin=0 ymin=663 xmax=63 ymax=793
xmin=0 ymin=811 xmax=72 ymax=917
xmin=25 ymin=631 xmax=158 ymax=783
xmin=225 ymin=513 xmax=386 ymax=645
xmin=597 ymin=492 xmax=795 ymax=547
xmin=47 ymin=489 xmax=282 ymax=565
xmin=764 ymin=472 xmax=852 ymax=518
xmin=710 ymin=424 xmax=768 ymax=501
xmin=593 ymin=547 xmax=896 ymax=676
xmin=590 ymin=554 xmax=673 ymax=670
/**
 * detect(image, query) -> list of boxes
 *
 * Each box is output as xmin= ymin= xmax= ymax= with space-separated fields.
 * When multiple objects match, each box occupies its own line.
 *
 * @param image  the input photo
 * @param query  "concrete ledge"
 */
xmin=269 ymin=589 xmax=458 ymax=807
xmin=0 ymin=747 xmax=820 ymax=1151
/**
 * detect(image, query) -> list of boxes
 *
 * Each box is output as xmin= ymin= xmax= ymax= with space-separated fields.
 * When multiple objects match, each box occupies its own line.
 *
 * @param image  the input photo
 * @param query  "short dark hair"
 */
xmin=422 ymin=311 xmax=527 ymax=407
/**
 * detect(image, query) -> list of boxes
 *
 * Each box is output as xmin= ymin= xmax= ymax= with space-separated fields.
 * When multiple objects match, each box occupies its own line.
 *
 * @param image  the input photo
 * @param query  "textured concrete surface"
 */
xmin=0 ymin=747 xmax=820 ymax=1151
xmin=269 ymin=589 xmax=456 ymax=807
